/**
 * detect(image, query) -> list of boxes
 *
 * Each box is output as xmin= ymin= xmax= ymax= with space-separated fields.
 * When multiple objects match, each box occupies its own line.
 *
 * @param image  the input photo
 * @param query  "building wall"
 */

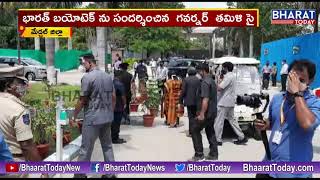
xmin=260 ymin=32 xmax=320 ymax=89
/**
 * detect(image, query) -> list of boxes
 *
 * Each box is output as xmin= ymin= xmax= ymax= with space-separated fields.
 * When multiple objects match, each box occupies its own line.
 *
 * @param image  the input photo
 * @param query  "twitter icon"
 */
xmin=175 ymin=164 xmax=186 ymax=172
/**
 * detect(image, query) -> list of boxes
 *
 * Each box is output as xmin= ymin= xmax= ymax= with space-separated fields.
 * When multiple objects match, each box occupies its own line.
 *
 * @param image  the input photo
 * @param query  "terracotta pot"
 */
xmin=130 ymin=103 xmax=139 ymax=112
xmin=149 ymin=108 xmax=159 ymax=117
xmin=36 ymin=143 xmax=50 ymax=160
xmin=143 ymin=114 xmax=155 ymax=127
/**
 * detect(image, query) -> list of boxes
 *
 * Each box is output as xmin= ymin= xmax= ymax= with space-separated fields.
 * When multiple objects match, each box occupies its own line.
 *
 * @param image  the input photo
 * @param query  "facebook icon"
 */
xmin=91 ymin=163 xmax=100 ymax=173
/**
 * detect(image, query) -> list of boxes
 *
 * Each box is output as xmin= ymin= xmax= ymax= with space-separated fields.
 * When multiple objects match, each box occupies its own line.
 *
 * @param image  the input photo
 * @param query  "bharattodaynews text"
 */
xmin=3 ymin=162 xmax=318 ymax=174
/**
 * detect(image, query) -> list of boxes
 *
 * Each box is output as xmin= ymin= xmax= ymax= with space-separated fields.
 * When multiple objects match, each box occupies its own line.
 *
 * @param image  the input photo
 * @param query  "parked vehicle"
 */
xmin=167 ymin=58 xmax=205 ymax=78
xmin=0 ymin=56 xmax=47 ymax=81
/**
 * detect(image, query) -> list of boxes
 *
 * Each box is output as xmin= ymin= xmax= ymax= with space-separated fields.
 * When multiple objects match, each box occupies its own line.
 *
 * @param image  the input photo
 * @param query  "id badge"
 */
xmin=272 ymin=131 xmax=282 ymax=145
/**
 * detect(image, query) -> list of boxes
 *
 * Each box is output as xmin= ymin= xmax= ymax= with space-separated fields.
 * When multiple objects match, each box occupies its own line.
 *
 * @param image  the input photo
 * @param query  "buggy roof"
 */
xmin=209 ymin=56 xmax=260 ymax=65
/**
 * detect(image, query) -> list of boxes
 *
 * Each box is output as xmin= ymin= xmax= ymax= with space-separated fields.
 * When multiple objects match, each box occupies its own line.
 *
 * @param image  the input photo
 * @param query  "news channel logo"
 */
xmin=271 ymin=9 xmax=316 ymax=25
xmin=175 ymin=163 xmax=186 ymax=172
xmin=91 ymin=163 xmax=101 ymax=173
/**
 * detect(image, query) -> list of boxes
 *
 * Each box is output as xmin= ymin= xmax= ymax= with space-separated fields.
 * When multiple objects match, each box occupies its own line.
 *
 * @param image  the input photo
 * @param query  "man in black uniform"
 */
xmin=134 ymin=60 xmax=148 ymax=95
xmin=179 ymin=67 xmax=201 ymax=138
xmin=119 ymin=63 xmax=133 ymax=125
xmin=190 ymin=63 xmax=218 ymax=161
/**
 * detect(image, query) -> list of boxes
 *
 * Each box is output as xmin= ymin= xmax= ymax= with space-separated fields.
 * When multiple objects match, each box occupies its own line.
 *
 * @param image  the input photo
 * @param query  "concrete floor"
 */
xmin=53 ymin=69 xmax=320 ymax=178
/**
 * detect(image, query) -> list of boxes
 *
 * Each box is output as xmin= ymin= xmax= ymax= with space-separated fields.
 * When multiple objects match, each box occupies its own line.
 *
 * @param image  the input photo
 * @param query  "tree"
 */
xmin=226 ymin=2 xmax=308 ymax=57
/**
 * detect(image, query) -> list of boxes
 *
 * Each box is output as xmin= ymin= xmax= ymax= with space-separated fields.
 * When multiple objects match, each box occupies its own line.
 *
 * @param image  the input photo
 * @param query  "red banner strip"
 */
xmin=18 ymin=9 xmax=259 ymax=29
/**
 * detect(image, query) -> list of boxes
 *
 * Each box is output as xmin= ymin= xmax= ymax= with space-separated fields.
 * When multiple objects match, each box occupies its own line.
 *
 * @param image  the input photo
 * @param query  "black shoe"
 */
xmin=112 ymin=139 xmax=126 ymax=144
xmin=205 ymin=154 xmax=218 ymax=161
xmin=188 ymin=155 xmax=205 ymax=162
xmin=217 ymin=142 xmax=222 ymax=146
xmin=74 ymin=174 xmax=87 ymax=178
xmin=186 ymin=133 xmax=192 ymax=138
xmin=101 ymin=174 xmax=117 ymax=178
xmin=234 ymin=137 xmax=248 ymax=145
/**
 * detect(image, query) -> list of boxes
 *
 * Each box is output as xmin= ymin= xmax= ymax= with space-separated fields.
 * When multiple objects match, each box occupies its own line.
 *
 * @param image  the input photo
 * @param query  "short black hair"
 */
xmin=273 ymin=62 xmax=277 ymax=65
xmin=288 ymin=59 xmax=316 ymax=80
xmin=222 ymin=62 xmax=234 ymax=72
xmin=82 ymin=54 xmax=96 ymax=63
xmin=197 ymin=63 xmax=209 ymax=73
xmin=187 ymin=67 xmax=197 ymax=76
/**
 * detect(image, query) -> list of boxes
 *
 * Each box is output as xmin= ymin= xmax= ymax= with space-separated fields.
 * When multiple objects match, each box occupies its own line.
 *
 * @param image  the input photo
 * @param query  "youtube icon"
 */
xmin=6 ymin=163 xmax=19 ymax=172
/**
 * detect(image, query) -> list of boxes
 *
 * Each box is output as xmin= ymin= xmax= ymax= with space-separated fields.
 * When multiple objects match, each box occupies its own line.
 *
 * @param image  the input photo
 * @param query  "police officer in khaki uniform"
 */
xmin=0 ymin=64 xmax=47 ymax=178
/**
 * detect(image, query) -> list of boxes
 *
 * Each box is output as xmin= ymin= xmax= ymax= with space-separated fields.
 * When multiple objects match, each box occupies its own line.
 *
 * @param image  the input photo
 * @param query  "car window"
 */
xmin=23 ymin=59 xmax=43 ymax=66
xmin=0 ymin=58 xmax=6 ymax=63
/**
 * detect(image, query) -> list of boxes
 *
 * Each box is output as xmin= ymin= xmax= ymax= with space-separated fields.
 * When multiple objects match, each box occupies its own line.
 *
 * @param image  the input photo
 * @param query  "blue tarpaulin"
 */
xmin=260 ymin=32 xmax=320 ymax=89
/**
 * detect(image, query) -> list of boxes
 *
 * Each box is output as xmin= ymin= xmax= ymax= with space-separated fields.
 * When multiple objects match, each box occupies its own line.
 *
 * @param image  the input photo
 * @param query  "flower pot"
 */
xmin=36 ymin=143 xmax=50 ymax=160
xmin=143 ymin=114 xmax=155 ymax=127
xmin=149 ymin=108 xmax=159 ymax=117
xmin=130 ymin=103 xmax=139 ymax=112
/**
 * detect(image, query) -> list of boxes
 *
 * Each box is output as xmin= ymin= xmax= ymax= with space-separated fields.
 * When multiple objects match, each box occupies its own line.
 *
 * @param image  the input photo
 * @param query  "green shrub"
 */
xmin=124 ymin=58 xmax=139 ymax=70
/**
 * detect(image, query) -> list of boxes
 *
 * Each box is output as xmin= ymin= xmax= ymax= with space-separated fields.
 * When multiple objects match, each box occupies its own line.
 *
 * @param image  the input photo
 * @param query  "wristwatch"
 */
xmin=293 ymin=91 xmax=304 ymax=97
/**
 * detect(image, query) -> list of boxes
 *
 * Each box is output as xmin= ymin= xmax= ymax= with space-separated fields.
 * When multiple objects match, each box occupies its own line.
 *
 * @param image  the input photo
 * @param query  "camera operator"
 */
xmin=215 ymin=62 xmax=248 ymax=146
xmin=254 ymin=59 xmax=320 ymax=178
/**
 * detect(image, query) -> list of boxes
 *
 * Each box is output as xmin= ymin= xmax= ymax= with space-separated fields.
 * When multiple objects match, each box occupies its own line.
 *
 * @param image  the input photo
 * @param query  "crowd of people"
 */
xmin=0 ymin=53 xmax=319 ymax=178
xmin=261 ymin=59 xmax=289 ymax=91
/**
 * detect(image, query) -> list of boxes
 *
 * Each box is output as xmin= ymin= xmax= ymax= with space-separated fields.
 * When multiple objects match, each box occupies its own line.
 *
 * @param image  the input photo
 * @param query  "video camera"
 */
xmin=236 ymin=92 xmax=271 ymax=160
xmin=236 ymin=93 xmax=269 ymax=111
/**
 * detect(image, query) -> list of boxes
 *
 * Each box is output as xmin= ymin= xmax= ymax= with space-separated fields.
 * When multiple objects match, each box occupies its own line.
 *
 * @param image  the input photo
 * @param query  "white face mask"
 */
xmin=286 ymin=79 xmax=308 ymax=94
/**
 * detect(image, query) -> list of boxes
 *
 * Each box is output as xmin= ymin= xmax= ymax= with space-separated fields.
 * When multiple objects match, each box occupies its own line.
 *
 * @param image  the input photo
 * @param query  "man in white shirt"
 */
xmin=262 ymin=61 xmax=271 ymax=90
xmin=150 ymin=58 xmax=157 ymax=77
xmin=156 ymin=62 xmax=168 ymax=94
xmin=280 ymin=59 xmax=289 ymax=91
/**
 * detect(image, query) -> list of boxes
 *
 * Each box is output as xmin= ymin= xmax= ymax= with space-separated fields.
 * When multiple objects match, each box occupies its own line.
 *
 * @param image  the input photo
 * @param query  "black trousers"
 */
xmin=123 ymin=95 xmax=131 ymax=122
xmin=271 ymin=73 xmax=277 ymax=87
xmin=111 ymin=112 xmax=123 ymax=141
xmin=281 ymin=74 xmax=288 ymax=91
xmin=191 ymin=116 xmax=218 ymax=157
xmin=262 ymin=73 xmax=270 ymax=89
xmin=187 ymin=106 xmax=197 ymax=135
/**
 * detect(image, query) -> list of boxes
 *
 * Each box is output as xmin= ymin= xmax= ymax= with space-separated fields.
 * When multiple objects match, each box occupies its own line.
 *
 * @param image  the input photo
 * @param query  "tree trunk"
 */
xmin=239 ymin=37 xmax=244 ymax=57
xmin=45 ymin=38 xmax=56 ymax=85
xmin=223 ymin=33 xmax=227 ymax=55
xmin=34 ymin=37 xmax=40 ymax=50
xmin=67 ymin=37 xmax=72 ymax=50
xmin=96 ymin=27 xmax=106 ymax=72
xmin=54 ymin=38 xmax=59 ymax=52
xmin=249 ymin=29 xmax=254 ymax=58
xmin=227 ymin=34 xmax=233 ymax=56
xmin=212 ymin=32 xmax=216 ymax=59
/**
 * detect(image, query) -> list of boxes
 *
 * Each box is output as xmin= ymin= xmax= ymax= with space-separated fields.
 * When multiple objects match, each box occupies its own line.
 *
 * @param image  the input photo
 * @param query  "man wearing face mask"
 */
xmin=71 ymin=54 xmax=117 ymax=178
xmin=254 ymin=59 xmax=320 ymax=178
xmin=215 ymin=62 xmax=248 ymax=146
xmin=0 ymin=65 xmax=48 ymax=178
xmin=189 ymin=63 xmax=218 ymax=161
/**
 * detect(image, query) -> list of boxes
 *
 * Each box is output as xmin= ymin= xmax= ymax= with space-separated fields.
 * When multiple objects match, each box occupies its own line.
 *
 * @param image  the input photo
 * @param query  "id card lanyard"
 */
xmin=279 ymin=97 xmax=295 ymax=131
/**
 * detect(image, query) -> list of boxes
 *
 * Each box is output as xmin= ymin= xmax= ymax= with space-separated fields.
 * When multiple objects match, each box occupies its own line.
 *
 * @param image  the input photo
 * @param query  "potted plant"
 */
xmin=31 ymin=100 xmax=56 ymax=159
xmin=142 ymin=80 xmax=161 ymax=127
xmin=130 ymin=100 xmax=140 ymax=112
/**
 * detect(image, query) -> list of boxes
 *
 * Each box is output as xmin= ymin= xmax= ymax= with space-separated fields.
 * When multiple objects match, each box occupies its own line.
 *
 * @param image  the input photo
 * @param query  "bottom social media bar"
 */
xmin=1 ymin=162 xmax=319 ymax=174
